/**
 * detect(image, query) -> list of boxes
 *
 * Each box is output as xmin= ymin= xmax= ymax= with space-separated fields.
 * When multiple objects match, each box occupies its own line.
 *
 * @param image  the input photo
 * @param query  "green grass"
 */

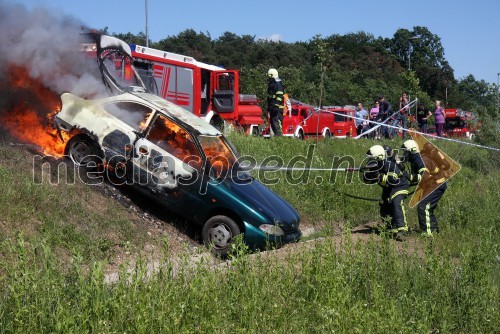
xmin=0 ymin=144 xmax=151 ymax=262
xmin=0 ymin=136 xmax=499 ymax=333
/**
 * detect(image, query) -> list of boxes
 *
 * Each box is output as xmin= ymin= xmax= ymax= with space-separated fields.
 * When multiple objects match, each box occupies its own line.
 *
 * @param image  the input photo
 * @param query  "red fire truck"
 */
xmin=129 ymin=44 xmax=263 ymax=135
xmin=444 ymin=108 xmax=477 ymax=139
xmin=262 ymin=100 xmax=356 ymax=139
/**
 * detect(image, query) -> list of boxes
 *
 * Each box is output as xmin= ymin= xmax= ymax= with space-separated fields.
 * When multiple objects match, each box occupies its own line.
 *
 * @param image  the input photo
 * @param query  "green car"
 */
xmin=55 ymin=33 xmax=301 ymax=256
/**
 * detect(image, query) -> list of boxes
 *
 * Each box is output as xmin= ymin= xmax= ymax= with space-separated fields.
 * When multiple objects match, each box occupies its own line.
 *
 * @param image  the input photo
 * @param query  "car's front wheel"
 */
xmin=202 ymin=215 xmax=241 ymax=257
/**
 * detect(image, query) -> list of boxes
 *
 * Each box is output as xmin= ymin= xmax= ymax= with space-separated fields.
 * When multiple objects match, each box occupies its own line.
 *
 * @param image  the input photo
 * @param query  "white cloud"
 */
xmin=257 ymin=34 xmax=284 ymax=42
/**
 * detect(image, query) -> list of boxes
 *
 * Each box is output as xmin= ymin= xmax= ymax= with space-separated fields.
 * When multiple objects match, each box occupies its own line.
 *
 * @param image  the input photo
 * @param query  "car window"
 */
xmin=147 ymin=114 xmax=202 ymax=169
xmin=198 ymin=135 xmax=238 ymax=178
xmin=102 ymin=102 xmax=152 ymax=131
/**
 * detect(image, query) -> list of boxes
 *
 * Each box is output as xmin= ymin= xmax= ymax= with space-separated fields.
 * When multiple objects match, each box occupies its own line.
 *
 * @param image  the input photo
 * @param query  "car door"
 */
xmin=131 ymin=112 xmax=201 ymax=192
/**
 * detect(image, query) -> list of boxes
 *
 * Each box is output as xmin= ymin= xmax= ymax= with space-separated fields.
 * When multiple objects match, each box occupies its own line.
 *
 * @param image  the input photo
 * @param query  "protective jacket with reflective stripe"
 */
xmin=267 ymin=79 xmax=285 ymax=110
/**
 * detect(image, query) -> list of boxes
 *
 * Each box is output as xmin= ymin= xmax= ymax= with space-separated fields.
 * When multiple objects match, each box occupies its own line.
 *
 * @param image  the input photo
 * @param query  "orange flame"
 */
xmin=0 ymin=65 xmax=68 ymax=156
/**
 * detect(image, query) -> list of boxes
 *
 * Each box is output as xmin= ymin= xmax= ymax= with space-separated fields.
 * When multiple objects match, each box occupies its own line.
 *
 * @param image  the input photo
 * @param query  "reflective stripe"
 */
xmin=389 ymin=189 xmax=409 ymax=201
xmin=387 ymin=172 xmax=399 ymax=179
xmin=388 ymin=226 xmax=408 ymax=233
xmin=436 ymin=177 xmax=445 ymax=184
xmin=418 ymin=167 xmax=428 ymax=174
xmin=425 ymin=202 xmax=431 ymax=234
xmin=402 ymin=203 xmax=407 ymax=230
xmin=380 ymin=174 xmax=388 ymax=186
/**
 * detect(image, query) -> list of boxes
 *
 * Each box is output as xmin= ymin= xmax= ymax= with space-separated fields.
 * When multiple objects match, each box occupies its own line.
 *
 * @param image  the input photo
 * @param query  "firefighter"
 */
xmin=401 ymin=140 xmax=447 ymax=236
xmin=267 ymin=68 xmax=285 ymax=136
xmin=363 ymin=144 xmax=409 ymax=240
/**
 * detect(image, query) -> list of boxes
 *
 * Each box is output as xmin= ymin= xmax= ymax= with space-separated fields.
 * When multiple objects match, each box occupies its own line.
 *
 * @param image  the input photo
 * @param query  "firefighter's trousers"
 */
xmin=269 ymin=109 xmax=283 ymax=136
xmin=417 ymin=185 xmax=446 ymax=235
xmin=380 ymin=187 xmax=408 ymax=233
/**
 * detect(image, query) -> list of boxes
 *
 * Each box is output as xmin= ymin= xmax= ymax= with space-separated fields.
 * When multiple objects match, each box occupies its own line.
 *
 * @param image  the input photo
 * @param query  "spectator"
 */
xmin=416 ymin=102 xmax=432 ymax=133
xmin=399 ymin=92 xmax=409 ymax=112
xmin=355 ymin=103 xmax=368 ymax=136
xmin=361 ymin=114 xmax=370 ymax=135
xmin=434 ymin=100 xmax=446 ymax=137
xmin=377 ymin=95 xmax=392 ymax=139
xmin=369 ymin=101 xmax=380 ymax=139
xmin=397 ymin=92 xmax=409 ymax=129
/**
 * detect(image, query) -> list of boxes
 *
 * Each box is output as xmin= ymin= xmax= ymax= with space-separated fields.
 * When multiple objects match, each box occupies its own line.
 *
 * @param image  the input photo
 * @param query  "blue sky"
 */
xmin=8 ymin=0 xmax=500 ymax=84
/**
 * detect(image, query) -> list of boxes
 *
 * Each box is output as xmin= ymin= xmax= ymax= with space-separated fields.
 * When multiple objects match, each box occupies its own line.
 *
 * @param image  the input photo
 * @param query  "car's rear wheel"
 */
xmin=202 ymin=215 xmax=241 ymax=257
xmin=65 ymin=134 xmax=102 ymax=168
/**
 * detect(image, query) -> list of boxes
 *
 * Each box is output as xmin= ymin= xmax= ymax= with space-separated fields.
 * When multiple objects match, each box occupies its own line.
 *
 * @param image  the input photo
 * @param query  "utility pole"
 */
xmin=145 ymin=0 xmax=149 ymax=47
xmin=407 ymin=36 xmax=419 ymax=115
xmin=497 ymin=73 xmax=500 ymax=113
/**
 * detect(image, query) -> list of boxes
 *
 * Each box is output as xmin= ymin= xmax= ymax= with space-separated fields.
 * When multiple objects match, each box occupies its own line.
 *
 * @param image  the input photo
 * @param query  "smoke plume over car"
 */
xmin=0 ymin=1 xmax=107 ymax=155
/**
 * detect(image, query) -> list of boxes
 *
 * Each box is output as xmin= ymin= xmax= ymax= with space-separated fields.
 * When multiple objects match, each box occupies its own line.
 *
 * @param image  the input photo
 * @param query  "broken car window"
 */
xmin=147 ymin=114 xmax=202 ymax=169
xmin=102 ymin=102 xmax=152 ymax=131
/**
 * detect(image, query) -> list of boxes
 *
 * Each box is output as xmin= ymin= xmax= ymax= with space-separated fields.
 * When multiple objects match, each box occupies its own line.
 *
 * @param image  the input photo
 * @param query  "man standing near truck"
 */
xmin=378 ymin=95 xmax=393 ymax=139
xmin=267 ymin=68 xmax=285 ymax=136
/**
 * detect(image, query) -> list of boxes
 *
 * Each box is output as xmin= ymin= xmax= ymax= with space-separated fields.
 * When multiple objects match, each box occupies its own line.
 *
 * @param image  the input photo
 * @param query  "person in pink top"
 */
xmin=369 ymin=101 xmax=380 ymax=139
xmin=434 ymin=100 xmax=446 ymax=137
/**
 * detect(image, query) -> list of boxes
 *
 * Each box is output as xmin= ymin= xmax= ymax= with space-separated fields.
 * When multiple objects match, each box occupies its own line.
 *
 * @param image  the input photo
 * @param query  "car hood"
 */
xmin=223 ymin=178 xmax=300 ymax=227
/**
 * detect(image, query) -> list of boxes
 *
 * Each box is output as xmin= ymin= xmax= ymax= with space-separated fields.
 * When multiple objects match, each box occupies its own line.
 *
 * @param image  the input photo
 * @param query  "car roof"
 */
xmin=97 ymin=92 xmax=221 ymax=136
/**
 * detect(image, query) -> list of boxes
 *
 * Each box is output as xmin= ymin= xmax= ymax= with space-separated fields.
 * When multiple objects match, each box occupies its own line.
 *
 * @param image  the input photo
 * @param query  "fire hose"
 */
xmin=245 ymin=164 xmax=416 ymax=202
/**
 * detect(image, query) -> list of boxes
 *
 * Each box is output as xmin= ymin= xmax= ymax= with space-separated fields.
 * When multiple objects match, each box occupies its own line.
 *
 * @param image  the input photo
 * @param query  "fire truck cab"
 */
xmin=130 ymin=44 xmax=263 ymax=135
xmin=323 ymin=106 xmax=357 ymax=138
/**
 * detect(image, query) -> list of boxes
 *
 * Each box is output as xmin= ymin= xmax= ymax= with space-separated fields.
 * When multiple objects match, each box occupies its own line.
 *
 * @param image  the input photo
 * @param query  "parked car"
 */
xmin=54 ymin=33 xmax=301 ymax=256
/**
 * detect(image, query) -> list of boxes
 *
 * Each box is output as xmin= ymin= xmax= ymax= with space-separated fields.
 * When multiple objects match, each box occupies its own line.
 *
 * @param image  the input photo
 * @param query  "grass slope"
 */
xmin=0 ymin=135 xmax=498 ymax=333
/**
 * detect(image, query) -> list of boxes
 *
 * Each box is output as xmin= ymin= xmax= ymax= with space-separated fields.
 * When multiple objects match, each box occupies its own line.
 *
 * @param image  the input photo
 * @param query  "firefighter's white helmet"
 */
xmin=402 ymin=140 xmax=419 ymax=154
xmin=267 ymin=68 xmax=279 ymax=79
xmin=366 ymin=145 xmax=386 ymax=161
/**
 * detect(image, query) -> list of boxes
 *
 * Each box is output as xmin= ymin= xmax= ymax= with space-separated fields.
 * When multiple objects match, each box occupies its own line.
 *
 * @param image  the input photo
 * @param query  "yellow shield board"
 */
xmin=408 ymin=131 xmax=461 ymax=208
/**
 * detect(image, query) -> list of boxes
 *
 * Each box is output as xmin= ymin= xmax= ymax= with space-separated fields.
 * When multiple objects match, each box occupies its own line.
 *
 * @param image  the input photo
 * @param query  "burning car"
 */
xmin=54 ymin=34 xmax=301 ymax=256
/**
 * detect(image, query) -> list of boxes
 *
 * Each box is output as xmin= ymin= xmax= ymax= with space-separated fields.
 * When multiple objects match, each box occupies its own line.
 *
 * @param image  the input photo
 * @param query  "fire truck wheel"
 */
xmin=202 ymin=215 xmax=241 ymax=257
xmin=297 ymin=129 xmax=304 ymax=140
xmin=324 ymin=129 xmax=331 ymax=139
xmin=65 ymin=134 xmax=102 ymax=168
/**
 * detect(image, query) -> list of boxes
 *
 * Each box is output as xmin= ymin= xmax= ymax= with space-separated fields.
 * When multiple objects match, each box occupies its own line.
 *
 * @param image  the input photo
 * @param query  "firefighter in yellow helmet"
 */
xmin=400 ymin=139 xmax=447 ymax=236
xmin=267 ymin=68 xmax=285 ymax=136
xmin=363 ymin=144 xmax=409 ymax=240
